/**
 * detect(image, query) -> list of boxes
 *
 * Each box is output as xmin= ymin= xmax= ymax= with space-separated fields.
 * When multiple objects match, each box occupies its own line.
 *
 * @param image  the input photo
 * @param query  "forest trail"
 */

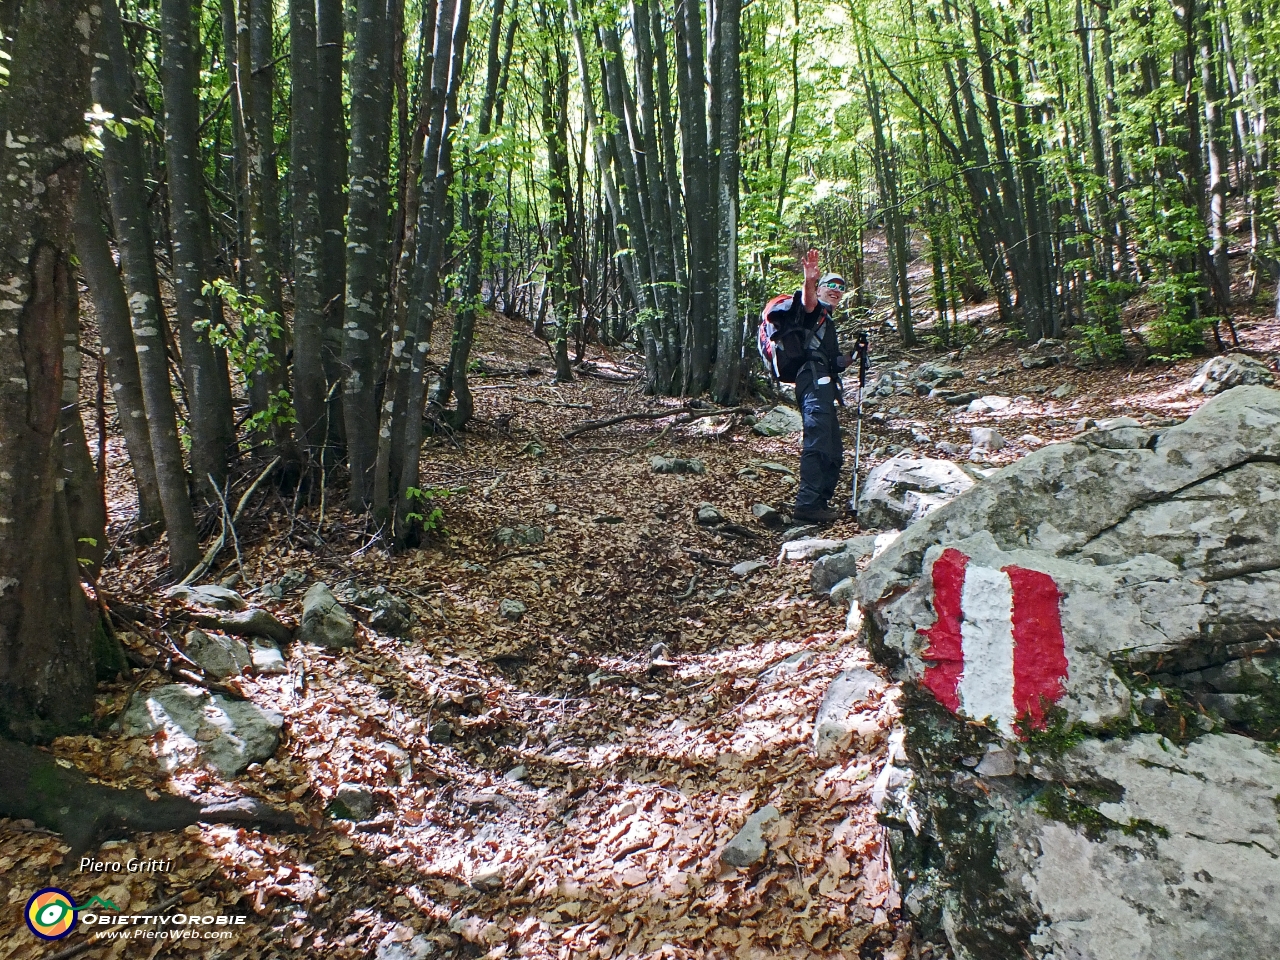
xmin=4 ymin=309 xmax=1279 ymax=960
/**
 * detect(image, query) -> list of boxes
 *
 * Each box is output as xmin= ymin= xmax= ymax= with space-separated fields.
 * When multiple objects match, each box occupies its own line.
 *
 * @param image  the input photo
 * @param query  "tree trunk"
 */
xmin=315 ymin=0 xmax=348 ymax=438
xmin=94 ymin=0 xmax=201 ymax=579
xmin=72 ymin=179 xmax=165 ymax=539
xmin=342 ymin=0 xmax=395 ymax=510
xmin=710 ymin=0 xmax=742 ymax=403
xmin=0 ymin=0 xmax=99 ymax=740
xmin=290 ymin=0 xmax=329 ymax=465
xmin=159 ymin=0 xmax=237 ymax=495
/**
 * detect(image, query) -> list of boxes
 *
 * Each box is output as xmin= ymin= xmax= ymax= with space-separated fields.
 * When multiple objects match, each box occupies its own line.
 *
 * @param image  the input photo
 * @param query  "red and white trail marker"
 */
xmin=919 ymin=548 xmax=1069 ymax=737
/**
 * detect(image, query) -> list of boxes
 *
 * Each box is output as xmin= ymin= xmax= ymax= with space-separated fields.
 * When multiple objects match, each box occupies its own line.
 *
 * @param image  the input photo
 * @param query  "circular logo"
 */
xmin=25 ymin=888 xmax=77 ymax=940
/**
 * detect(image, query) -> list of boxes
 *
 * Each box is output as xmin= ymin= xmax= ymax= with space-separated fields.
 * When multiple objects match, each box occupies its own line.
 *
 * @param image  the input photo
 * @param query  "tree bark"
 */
xmin=94 ymin=0 xmax=202 ymax=579
xmin=290 ymin=0 xmax=329 ymax=465
xmin=159 ymin=0 xmax=237 ymax=495
xmin=72 ymin=179 xmax=165 ymax=539
xmin=0 ymin=0 xmax=99 ymax=740
xmin=710 ymin=0 xmax=742 ymax=403
xmin=342 ymin=0 xmax=395 ymax=510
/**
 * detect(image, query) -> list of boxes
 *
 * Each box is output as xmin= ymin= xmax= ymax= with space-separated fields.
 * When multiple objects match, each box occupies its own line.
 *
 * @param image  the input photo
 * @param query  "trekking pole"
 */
xmin=849 ymin=331 xmax=870 ymax=520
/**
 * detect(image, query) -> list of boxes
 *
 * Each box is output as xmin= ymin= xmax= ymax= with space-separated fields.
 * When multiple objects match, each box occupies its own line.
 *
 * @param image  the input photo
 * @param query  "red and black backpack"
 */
xmin=758 ymin=292 xmax=827 ymax=383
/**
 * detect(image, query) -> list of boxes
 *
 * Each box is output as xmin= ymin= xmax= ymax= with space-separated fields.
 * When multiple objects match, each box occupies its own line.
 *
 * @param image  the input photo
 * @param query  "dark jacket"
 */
xmin=796 ymin=295 xmax=849 ymax=374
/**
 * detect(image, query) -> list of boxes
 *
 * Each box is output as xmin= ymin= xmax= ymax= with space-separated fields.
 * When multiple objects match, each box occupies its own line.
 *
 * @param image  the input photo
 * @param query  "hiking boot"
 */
xmin=792 ymin=504 xmax=843 ymax=524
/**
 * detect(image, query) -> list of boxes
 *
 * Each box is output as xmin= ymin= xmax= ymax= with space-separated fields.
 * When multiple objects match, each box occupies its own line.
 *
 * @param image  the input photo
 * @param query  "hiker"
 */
xmin=758 ymin=249 xmax=853 ymax=524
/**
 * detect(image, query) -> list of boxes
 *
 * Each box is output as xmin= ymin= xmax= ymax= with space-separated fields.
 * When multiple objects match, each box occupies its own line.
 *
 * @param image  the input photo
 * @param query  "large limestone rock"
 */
xmin=852 ymin=386 xmax=1280 ymax=959
xmin=299 ymin=582 xmax=355 ymax=648
xmin=184 ymin=629 xmax=252 ymax=678
xmin=120 ymin=684 xmax=283 ymax=776
xmin=856 ymin=455 xmax=975 ymax=529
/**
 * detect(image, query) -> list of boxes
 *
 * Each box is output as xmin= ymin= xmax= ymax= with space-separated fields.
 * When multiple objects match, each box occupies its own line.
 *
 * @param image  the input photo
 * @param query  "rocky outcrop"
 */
xmin=751 ymin=405 xmax=804 ymax=437
xmin=851 ymin=386 xmax=1280 ymax=959
xmin=856 ymin=456 xmax=975 ymax=529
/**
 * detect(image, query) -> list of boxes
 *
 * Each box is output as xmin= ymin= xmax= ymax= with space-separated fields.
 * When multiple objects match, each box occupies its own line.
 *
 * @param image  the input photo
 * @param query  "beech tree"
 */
xmin=0 ymin=0 xmax=101 ymax=739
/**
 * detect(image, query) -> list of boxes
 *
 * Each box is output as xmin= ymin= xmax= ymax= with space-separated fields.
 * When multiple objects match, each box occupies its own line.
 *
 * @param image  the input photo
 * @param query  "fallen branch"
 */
xmin=563 ymin=405 xmax=753 ymax=440
xmin=517 ymin=395 xmax=593 ymax=409
xmin=178 ymin=457 xmax=280 ymax=586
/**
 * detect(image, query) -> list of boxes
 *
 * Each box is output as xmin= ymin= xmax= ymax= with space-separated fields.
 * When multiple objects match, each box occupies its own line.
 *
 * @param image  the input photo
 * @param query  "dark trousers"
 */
xmin=795 ymin=364 xmax=843 ymax=509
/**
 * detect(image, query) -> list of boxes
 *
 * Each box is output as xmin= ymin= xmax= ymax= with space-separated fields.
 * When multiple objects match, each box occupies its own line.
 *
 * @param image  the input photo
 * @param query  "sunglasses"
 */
xmin=821 ymin=282 xmax=846 ymax=292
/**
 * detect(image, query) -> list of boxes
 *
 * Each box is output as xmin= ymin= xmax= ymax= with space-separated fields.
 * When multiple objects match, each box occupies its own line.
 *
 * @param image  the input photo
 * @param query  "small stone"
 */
xmin=499 ymin=599 xmax=527 ymax=621
xmin=299 ymin=582 xmax=355 ymax=648
xmin=1050 ymin=383 xmax=1075 ymax=399
xmin=504 ymin=765 xmax=527 ymax=782
xmin=493 ymin=524 xmax=545 ymax=547
xmin=975 ymin=747 xmax=1016 ymax=778
xmin=376 ymin=934 xmax=435 ymax=960
xmin=731 ymin=559 xmax=769 ymax=577
xmin=760 ymin=651 xmax=815 ymax=683
xmin=471 ymin=867 xmax=507 ymax=893
xmin=543 ymin=503 xmax=558 ymax=515
xmin=695 ymin=504 xmax=724 ymax=526
xmin=428 ymin=721 xmax=453 ymax=744
xmin=751 ymin=502 xmax=787 ymax=529
xmin=814 ymin=667 xmax=885 ymax=758
xmin=1074 ymin=417 xmax=1097 ymax=433
xmin=944 ymin=392 xmax=980 ymax=406
xmin=967 ymin=395 xmax=1012 ymax=414
xmin=332 ymin=783 xmax=375 ymax=821
xmin=192 ymin=608 xmax=293 ymax=645
xmin=650 ymin=455 xmax=705 ymax=474
xmin=970 ymin=427 xmax=1006 ymax=451
xmin=248 ymin=638 xmax=287 ymax=675
xmin=829 ymin=577 xmax=858 ymax=606
xmin=721 ymin=806 xmax=781 ymax=867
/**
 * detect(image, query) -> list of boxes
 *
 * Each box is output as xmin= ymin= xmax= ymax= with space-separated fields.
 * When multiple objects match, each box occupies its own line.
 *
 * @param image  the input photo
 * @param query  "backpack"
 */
xmin=758 ymin=292 xmax=828 ymax=383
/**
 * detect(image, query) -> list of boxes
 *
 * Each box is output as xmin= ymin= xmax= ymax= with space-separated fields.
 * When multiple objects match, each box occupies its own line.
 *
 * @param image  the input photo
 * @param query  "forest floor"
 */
xmin=2 ymin=296 xmax=1278 ymax=960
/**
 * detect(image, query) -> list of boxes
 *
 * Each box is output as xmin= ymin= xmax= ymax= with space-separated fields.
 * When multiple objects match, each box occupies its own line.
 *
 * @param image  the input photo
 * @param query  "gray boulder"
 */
xmin=165 ymin=584 xmax=248 ymax=610
xmin=492 ymin=524 xmax=545 ymax=547
xmin=299 ymin=582 xmax=355 ymax=648
xmin=966 ymin=395 xmax=1012 ymax=414
xmin=120 ymin=684 xmax=282 ymax=776
xmin=349 ymin=585 xmax=412 ymax=636
xmin=1188 ymin=352 xmax=1274 ymax=394
xmin=720 ymin=805 xmax=781 ymax=867
xmin=778 ymin=536 xmax=845 ymax=563
xmin=813 ymin=667 xmax=885 ymax=758
xmin=184 ymin=629 xmax=252 ymax=679
xmin=969 ymin=426 xmax=1006 ymax=452
xmin=856 ymin=456 xmax=976 ymax=529
xmin=810 ymin=535 xmax=878 ymax=595
xmin=650 ymin=455 xmax=705 ymax=474
xmin=1018 ymin=338 xmax=1066 ymax=369
xmin=914 ymin=362 xmax=965 ymax=385
xmin=751 ymin=405 xmax=804 ymax=437
xmin=731 ymin=559 xmax=769 ymax=578
xmin=751 ymin=502 xmax=787 ymax=529
xmin=854 ymin=385 xmax=1280 ymax=959
xmin=695 ymin=503 xmax=724 ymax=526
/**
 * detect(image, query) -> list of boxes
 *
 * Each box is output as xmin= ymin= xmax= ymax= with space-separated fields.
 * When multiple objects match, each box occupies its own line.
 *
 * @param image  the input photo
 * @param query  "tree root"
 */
xmin=0 ymin=740 xmax=308 ymax=866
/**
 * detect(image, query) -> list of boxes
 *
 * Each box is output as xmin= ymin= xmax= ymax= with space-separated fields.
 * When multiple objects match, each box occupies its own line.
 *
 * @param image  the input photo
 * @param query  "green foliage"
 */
xmin=1077 ymin=278 xmax=1137 ymax=362
xmin=1147 ymin=273 xmax=1210 ymax=362
xmin=199 ymin=280 xmax=296 ymax=432
xmin=402 ymin=486 xmax=452 ymax=534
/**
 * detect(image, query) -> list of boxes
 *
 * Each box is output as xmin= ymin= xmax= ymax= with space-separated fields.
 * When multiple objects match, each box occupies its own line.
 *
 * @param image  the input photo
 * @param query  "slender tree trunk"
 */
xmin=342 ymin=0 xmax=395 ymax=510
xmin=72 ymin=179 xmax=165 ymax=538
xmin=710 ymin=0 xmax=742 ymax=402
xmin=316 ymin=0 xmax=348 ymax=434
xmin=94 ymin=0 xmax=201 ymax=579
xmin=159 ymin=0 xmax=237 ymax=495
xmin=0 ymin=0 xmax=100 ymax=740
xmin=290 ymin=0 xmax=328 ymax=464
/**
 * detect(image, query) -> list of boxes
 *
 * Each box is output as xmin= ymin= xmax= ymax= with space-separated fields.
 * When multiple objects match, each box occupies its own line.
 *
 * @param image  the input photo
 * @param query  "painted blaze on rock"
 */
xmin=919 ymin=548 xmax=1068 ymax=736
